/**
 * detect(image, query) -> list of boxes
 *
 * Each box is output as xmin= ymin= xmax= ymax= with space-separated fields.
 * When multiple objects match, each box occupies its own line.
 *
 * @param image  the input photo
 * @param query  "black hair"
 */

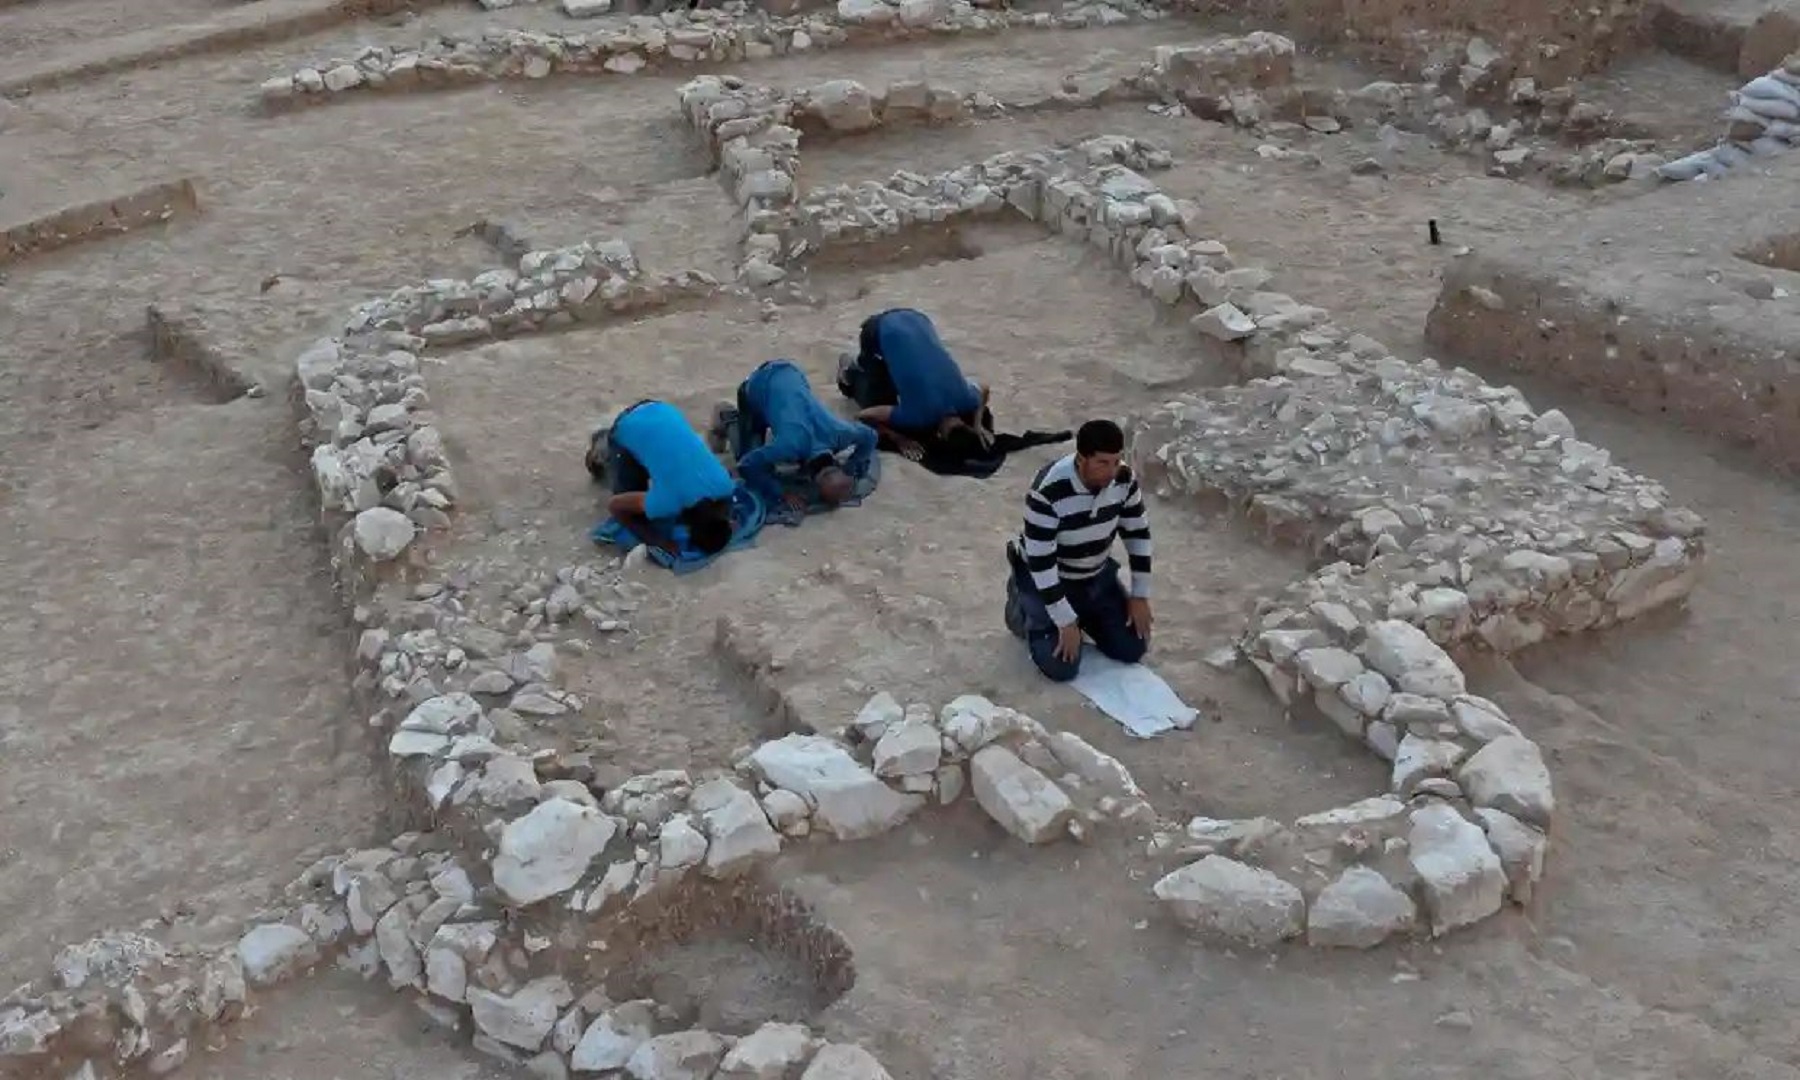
xmin=685 ymin=498 xmax=733 ymax=555
xmin=584 ymin=430 xmax=608 ymax=482
xmin=941 ymin=424 xmax=985 ymax=461
xmin=804 ymin=453 xmax=838 ymax=478
xmin=1076 ymin=418 xmax=1125 ymax=457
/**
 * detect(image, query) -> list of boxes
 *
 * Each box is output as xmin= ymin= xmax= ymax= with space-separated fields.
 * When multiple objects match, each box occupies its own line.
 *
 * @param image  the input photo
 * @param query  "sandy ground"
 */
xmin=5 ymin=3 xmax=1800 ymax=1080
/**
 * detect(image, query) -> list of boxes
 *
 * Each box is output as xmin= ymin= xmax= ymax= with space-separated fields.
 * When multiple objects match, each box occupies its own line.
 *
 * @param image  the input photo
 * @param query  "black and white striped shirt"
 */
xmin=1017 ymin=454 xmax=1153 ymax=627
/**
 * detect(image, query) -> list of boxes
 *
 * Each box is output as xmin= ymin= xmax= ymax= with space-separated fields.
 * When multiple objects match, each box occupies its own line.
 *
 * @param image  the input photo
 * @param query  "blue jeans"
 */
xmin=1006 ymin=549 xmax=1146 ymax=682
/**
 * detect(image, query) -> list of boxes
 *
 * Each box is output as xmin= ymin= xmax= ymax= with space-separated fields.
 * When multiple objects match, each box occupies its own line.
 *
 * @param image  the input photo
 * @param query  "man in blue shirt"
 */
xmin=835 ymin=308 xmax=995 ymax=462
xmin=585 ymin=400 xmax=736 ymax=555
xmin=713 ymin=360 xmax=878 ymax=514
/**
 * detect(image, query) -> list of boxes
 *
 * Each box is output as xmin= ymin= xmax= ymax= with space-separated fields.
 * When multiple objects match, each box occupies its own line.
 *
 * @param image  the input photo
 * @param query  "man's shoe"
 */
xmin=1003 ymin=576 xmax=1028 ymax=640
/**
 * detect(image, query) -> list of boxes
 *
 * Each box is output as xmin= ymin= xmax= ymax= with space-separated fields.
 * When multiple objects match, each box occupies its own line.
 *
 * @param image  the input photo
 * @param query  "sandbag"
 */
xmin=1772 ymin=68 xmax=1800 ymax=87
xmin=1714 ymin=140 xmax=1753 ymax=166
xmin=1742 ymin=75 xmax=1800 ymax=105
xmin=1734 ymin=91 xmax=1800 ymax=120
xmin=1726 ymin=104 xmax=1771 ymax=127
xmin=1750 ymin=135 xmax=1790 ymax=156
xmin=1656 ymin=148 xmax=1717 ymax=181
xmin=1766 ymin=118 xmax=1800 ymax=140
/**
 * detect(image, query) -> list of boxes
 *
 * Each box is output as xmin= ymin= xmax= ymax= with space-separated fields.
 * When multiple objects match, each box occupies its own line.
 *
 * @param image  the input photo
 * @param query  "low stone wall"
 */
xmin=255 ymin=0 xmax=1166 ymax=109
xmin=1425 ymin=147 xmax=1800 ymax=472
xmin=0 ymin=178 xmax=199 ymax=268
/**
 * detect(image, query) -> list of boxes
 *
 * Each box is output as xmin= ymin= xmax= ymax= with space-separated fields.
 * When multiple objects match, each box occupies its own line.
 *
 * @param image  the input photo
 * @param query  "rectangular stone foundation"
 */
xmin=1425 ymin=151 xmax=1800 ymax=473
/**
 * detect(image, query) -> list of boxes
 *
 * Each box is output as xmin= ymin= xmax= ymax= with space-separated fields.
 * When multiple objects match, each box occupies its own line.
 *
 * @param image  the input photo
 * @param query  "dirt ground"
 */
xmin=6 ymin=3 xmax=1800 ymax=1079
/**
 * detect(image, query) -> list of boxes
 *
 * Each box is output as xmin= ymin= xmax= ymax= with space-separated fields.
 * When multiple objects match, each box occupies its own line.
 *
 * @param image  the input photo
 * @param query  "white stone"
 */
xmin=374 ymin=905 xmax=422 ymax=988
xmin=1293 ymin=795 xmax=1404 ymax=828
xmin=748 ymin=735 xmax=923 ymax=840
xmin=836 ymin=0 xmax=893 ymax=23
xmin=851 ymin=691 xmax=904 ymax=741
xmin=1391 ymin=734 xmax=1469 ymax=795
xmin=1361 ymin=620 xmax=1466 ymax=698
xmin=1046 ymin=731 xmax=1144 ymax=801
xmin=1457 ymin=735 xmax=1554 ymax=827
xmin=658 ymin=814 xmax=708 ymax=869
xmin=1365 ymin=719 xmax=1400 ymax=760
xmin=805 ymin=79 xmax=877 ymax=133
xmin=1152 ymin=856 xmax=1305 ymax=947
xmin=625 ymin=1029 xmax=729 ymax=1080
xmin=604 ymin=52 xmax=646 ymax=75
xmin=872 ymin=718 xmax=941 ymax=777
xmin=354 ymin=507 xmax=417 ymax=561
xmin=1407 ymin=802 xmax=1505 ymax=935
xmin=691 ymin=779 xmax=781 ymax=878
xmin=760 ymin=788 xmax=810 ymax=831
xmin=719 ymin=1022 xmax=818 ymax=1079
xmin=560 ymin=0 xmax=611 ymax=14
xmin=1192 ymin=302 xmax=1256 ymax=340
xmin=939 ymin=695 xmax=1035 ymax=753
xmin=1339 ymin=671 xmax=1392 ymax=716
xmin=1296 ymin=647 xmax=1363 ymax=690
xmin=801 ymin=1044 xmax=893 ymax=1080
xmin=403 ymin=693 xmax=483 ymax=734
xmin=571 ymin=1001 xmax=656 ymax=1072
xmin=388 ymin=728 xmax=448 ymax=757
xmin=236 ymin=925 xmax=317 ymax=987
xmin=492 ymin=798 xmax=619 ymax=906
xmin=468 ymin=976 xmax=572 ymax=1052
xmin=1307 ymin=866 xmax=1417 ymax=948
xmin=1475 ymin=807 xmax=1547 ymax=903
xmin=1451 ymin=696 xmax=1521 ymax=743
xmin=425 ymin=947 xmax=467 ymax=1002
xmin=322 ymin=63 xmax=364 ymax=92
xmin=970 ymin=745 xmax=1074 ymax=844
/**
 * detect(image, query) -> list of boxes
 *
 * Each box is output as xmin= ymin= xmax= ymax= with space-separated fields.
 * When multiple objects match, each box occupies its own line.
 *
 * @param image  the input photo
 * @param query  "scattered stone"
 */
xmin=1457 ymin=735 xmax=1554 ymax=827
xmin=1152 ymin=856 xmax=1305 ymax=946
xmin=492 ymin=798 xmax=620 ymax=906
xmin=691 ymin=778 xmax=782 ymax=877
xmin=237 ymin=924 xmax=318 ymax=987
xmin=468 ymin=976 xmax=573 ymax=1052
xmin=625 ymin=1029 xmax=730 ymax=1080
xmin=572 ymin=1001 xmax=657 ymax=1072
xmin=1391 ymin=734 xmax=1469 ymax=795
xmin=1475 ymin=807 xmax=1547 ymax=903
xmin=353 ymin=506 xmax=416 ymax=561
xmin=872 ymin=717 xmax=942 ymax=778
xmin=1192 ymin=302 xmax=1256 ymax=340
xmin=719 ymin=1022 xmax=818 ymax=1079
xmin=1361 ymin=621 xmax=1466 ymax=698
xmin=969 ymin=744 xmax=1074 ymax=843
xmin=749 ymin=734 xmax=923 ymax=839
xmin=801 ymin=1043 xmax=893 ymax=1080
xmin=1307 ymin=866 xmax=1416 ymax=948
xmin=1407 ymin=802 xmax=1505 ymax=935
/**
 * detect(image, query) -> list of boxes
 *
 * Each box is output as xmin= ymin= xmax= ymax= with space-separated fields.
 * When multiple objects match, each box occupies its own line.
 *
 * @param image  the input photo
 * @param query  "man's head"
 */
xmin=1074 ymin=418 xmax=1126 ymax=490
xmin=684 ymin=498 xmax=734 ymax=555
xmin=814 ymin=463 xmax=855 ymax=506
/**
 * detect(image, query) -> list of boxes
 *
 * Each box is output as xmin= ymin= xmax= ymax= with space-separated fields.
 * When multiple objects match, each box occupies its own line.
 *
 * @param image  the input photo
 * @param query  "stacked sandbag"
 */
xmin=1659 ymin=51 xmax=1800 ymax=181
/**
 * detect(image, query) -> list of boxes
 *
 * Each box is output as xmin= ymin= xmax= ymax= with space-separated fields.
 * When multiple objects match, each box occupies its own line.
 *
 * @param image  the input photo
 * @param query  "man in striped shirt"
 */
xmin=1004 ymin=419 xmax=1154 ymax=681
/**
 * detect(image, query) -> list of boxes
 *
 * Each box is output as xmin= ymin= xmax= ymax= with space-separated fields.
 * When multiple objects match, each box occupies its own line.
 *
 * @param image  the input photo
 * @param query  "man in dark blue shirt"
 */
xmin=836 ymin=308 xmax=994 ymax=462
xmin=715 ymin=360 xmax=878 ymax=514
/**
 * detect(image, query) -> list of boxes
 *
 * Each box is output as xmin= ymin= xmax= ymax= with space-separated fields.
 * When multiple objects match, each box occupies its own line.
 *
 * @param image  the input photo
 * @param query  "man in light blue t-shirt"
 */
xmin=835 ymin=308 xmax=994 ymax=462
xmin=585 ymin=400 xmax=735 ymax=555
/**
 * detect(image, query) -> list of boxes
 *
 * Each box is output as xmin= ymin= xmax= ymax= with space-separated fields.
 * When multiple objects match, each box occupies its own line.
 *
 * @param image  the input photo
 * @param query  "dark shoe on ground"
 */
xmin=1003 ymin=575 xmax=1027 ymax=639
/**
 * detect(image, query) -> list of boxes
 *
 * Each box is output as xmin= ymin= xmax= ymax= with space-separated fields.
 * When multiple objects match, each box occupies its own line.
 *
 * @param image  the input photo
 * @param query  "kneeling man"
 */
xmin=586 ymin=399 xmax=736 ymax=556
xmin=837 ymin=307 xmax=994 ymax=462
xmin=716 ymin=359 xmax=878 ymax=514
xmin=1004 ymin=419 xmax=1153 ymax=681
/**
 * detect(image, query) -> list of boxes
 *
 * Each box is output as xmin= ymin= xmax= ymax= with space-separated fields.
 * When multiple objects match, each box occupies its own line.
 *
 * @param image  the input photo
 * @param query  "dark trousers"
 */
xmin=1007 ymin=550 xmax=1146 ymax=682
xmin=836 ymin=315 xmax=899 ymax=408
xmin=727 ymin=381 xmax=766 ymax=459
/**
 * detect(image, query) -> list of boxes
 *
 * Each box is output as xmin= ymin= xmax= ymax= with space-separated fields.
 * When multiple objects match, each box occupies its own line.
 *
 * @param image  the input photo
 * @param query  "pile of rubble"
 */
xmin=1659 ymin=50 xmax=1800 ymax=181
xmin=256 ymin=0 xmax=1162 ymax=108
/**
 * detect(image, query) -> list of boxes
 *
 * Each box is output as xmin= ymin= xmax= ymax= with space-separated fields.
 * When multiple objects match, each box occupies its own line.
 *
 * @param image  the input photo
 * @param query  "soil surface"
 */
xmin=5 ymin=3 xmax=1800 ymax=1080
